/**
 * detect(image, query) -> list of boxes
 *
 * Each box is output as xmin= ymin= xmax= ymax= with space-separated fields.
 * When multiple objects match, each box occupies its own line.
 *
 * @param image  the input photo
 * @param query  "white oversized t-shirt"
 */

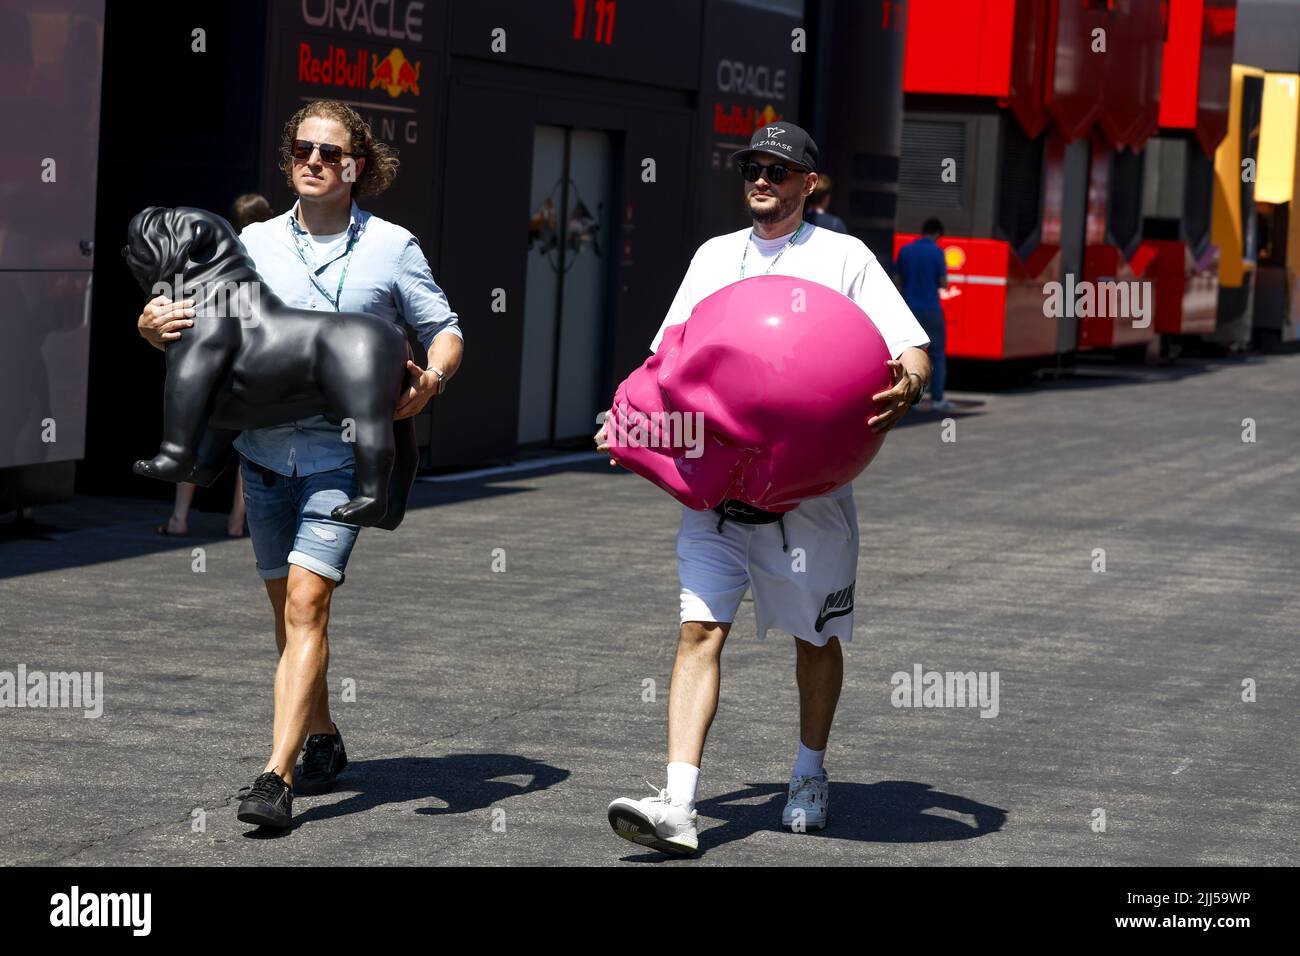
xmin=648 ymin=223 xmax=931 ymax=500
xmin=649 ymin=224 xmax=930 ymax=356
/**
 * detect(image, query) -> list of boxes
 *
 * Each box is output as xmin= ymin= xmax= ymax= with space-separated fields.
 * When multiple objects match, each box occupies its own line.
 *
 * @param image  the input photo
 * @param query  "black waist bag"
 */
xmin=712 ymin=498 xmax=794 ymax=551
xmin=712 ymin=499 xmax=784 ymax=524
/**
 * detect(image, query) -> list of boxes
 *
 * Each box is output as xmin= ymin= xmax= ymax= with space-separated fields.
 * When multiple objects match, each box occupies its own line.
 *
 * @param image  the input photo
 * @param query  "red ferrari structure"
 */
xmin=894 ymin=0 xmax=1235 ymax=364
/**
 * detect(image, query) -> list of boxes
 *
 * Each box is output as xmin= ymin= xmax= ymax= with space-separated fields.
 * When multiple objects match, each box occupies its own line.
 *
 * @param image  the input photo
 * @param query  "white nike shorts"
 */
xmin=676 ymin=491 xmax=859 ymax=647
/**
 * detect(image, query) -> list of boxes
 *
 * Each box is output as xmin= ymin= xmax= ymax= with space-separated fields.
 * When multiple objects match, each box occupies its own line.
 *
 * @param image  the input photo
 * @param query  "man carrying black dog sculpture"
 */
xmin=135 ymin=101 xmax=463 ymax=830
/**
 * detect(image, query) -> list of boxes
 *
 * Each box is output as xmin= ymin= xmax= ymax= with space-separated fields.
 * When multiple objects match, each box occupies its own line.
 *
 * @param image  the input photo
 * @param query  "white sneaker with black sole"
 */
xmin=782 ymin=770 xmax=829 ymax=831
xmin=608 ymin=787 xmax=699 ymax=856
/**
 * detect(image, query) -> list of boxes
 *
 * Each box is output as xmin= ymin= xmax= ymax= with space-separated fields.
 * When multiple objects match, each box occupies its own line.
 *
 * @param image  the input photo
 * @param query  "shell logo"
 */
xmin=944 ymin=245 xmax=966 ymax=270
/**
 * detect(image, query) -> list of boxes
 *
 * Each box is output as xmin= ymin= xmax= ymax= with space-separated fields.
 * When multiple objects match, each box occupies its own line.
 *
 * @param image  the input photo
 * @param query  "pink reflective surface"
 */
xmin=608 ymin=275 xmax=894 ymax=512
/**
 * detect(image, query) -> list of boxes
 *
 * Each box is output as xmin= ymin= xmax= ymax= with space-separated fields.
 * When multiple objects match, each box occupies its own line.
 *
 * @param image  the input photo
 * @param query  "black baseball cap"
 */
xmin=729 ymin=122 xmax=819 ymax=172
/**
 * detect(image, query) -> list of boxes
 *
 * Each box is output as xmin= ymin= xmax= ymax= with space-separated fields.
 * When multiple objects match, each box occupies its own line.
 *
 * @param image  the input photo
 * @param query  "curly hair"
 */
xmin=278 ymin=100 xmax=399 ymax=199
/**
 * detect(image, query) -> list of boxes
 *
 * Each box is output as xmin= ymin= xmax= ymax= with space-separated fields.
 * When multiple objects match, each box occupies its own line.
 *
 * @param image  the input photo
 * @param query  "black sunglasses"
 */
xmin=290 ymin=139 xmax=357 ymax=165
xmin=738 ymin=160 xmax=808 ymax=185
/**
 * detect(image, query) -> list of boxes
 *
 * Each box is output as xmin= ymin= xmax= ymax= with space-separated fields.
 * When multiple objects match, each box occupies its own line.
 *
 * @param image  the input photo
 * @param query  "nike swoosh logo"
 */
xmin=815 ymin=605 xmax=853 ymax=633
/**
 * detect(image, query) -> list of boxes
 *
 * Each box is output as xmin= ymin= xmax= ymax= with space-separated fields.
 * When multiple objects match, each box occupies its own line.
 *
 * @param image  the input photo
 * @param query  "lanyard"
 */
xmin=292 ymin=225 xmax=359 ymax=312
xmin=740 ymin=222 xmax=803 ymax=279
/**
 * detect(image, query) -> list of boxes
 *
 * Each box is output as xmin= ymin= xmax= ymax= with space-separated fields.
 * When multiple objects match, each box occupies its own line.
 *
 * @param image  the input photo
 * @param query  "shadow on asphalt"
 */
xmin=1019 ymin=359 xmax=1221 ymax=392
xmin=621 ymin=780 xmax=1007 ymax=862
xmin=879 ymin=353 xmax=1285 ymax=430
xmin=963 ymin=352 xmax=1281 ymax=396
xmin=261 ymin=753 xmax=570 ymax=834
xmin=0 ymin=457 xmax=627 ymax=580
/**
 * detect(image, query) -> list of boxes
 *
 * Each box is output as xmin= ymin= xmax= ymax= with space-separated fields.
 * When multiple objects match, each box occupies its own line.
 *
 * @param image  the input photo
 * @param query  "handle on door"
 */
xmin=80 ymin=239 xmax=94 ymax=257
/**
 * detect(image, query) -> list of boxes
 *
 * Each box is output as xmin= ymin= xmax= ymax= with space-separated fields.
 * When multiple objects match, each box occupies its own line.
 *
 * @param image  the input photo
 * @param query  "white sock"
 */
xmin=666 ymin=761 xmax=700 ymax=810
xmin=792 ymin=741 xmax=826 ymax=779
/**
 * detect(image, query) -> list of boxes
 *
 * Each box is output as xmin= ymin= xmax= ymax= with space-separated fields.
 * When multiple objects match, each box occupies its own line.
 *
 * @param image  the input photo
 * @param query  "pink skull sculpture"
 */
xmin=606 ymin=274 xmax=895 ymax=512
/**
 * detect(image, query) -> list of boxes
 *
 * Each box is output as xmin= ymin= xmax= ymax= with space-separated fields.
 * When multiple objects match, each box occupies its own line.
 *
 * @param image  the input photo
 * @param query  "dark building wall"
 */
xmin=81 ymin=0 xmax=268 ymax=497
xmin=694 ymin=0 xmax=804 ymax=247
xmin=802 ymin=0 xmax=906 ymax=261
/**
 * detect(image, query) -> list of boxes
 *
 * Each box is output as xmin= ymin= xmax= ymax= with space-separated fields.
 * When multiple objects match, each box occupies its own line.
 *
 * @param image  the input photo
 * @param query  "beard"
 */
xmin=746 ymin=189 xmax=802 ymax=225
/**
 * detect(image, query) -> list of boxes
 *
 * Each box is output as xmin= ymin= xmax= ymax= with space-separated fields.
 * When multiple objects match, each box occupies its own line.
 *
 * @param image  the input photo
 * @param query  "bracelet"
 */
xmin=428 ymin=365 xmax=447 ymax=395
xmin=904 ymin=371 xmax=924 ymax=406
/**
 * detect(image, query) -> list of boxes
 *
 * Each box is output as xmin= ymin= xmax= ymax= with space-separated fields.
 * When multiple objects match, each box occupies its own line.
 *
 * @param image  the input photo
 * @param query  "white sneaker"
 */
xmin=608 ymin=787 xmax=699 ymax=856
xmin=782 ymin=770 xmax=830 ymax=831
xmin=930 ymin=399 xmax=955 ymax=411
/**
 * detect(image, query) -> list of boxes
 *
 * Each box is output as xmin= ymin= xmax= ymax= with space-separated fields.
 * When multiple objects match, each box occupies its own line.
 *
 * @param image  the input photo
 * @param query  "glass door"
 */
xmin=519 ymin=124 xmax=614 ymax=446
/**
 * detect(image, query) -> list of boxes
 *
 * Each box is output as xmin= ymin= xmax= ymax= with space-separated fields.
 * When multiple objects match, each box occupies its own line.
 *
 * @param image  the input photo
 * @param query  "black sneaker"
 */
xmin=295 ymin=725 xmax=348 ymax=796
xmin=236 ymin=771 xmax=293 ymax=828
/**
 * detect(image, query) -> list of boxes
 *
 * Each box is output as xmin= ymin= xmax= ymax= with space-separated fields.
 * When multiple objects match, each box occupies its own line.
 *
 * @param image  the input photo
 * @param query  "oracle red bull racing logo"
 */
xmin=296 ymin=41 xmax=420 ymax=98
xmin=371 ymin=47 xmax=420 ymax=97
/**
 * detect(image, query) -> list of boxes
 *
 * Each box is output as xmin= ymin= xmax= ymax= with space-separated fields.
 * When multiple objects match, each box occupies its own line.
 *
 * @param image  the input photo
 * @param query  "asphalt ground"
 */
xmin=0 ymin=353 xmax=1296 ymax=866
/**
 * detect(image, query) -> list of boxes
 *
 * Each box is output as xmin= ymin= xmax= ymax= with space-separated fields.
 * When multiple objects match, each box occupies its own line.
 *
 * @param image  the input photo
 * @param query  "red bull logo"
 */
xmin=713 ymin=102 xmax=782 ymax=136
xmin=298 ymin=42 xmax=368 ymax=89
xmin=371 ymin=48 xmax=421 ymax=98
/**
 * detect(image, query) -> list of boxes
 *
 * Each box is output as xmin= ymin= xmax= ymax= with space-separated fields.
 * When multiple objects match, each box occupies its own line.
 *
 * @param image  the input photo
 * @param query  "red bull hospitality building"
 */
xmin=77 ymin=0 xmax=894 ymax=498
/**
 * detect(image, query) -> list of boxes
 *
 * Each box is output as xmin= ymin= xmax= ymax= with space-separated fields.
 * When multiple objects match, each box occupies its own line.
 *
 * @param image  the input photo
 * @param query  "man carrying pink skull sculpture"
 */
xmin=597 ymin=123 xmax=933 ymax=856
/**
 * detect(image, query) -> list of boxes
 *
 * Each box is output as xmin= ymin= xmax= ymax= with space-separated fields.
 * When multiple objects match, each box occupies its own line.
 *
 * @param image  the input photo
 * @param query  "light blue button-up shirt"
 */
xmin=232 ymin=201 xmax=461 ymax=476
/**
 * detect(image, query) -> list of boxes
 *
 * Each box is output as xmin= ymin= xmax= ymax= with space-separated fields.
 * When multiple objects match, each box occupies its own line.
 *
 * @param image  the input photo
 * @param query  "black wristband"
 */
xmin=905 ymin=371 xmax=924 ymax=406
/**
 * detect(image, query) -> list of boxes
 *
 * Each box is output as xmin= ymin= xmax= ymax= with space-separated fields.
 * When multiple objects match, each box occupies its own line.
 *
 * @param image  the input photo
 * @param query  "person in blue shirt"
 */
xmin=802 ymin=173 xmax=848 ymax=233
xmin=136 ymin=101 xmax=463 ymax=829
xmin=893 ymin=218 xmax=952 ymax=410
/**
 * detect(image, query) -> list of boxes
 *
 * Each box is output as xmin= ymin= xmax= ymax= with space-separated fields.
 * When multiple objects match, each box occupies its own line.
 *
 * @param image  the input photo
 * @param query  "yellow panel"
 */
xmin=1288 ymin=79 xmax=1300 ymax=334
xmin=1257 ymin=73 xmax=1299 ymax=204
xmin=1214 ymin=65 xmax=1266 ymax=287
xmin=1291 ymin=122 xmax=1300 ymax=282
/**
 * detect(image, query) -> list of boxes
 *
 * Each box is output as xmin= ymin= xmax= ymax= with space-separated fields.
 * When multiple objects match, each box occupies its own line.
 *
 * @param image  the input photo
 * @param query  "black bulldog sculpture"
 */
xmin=123 ymin=206 xmax=418 ymax=530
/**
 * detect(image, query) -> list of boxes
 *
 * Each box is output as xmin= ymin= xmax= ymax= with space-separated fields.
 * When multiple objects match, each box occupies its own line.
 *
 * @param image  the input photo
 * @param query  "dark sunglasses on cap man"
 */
xmin=730 ymin=120 xmax=820 ymax=184
xmin=737 ymin=160 xmax=809 ymax=185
